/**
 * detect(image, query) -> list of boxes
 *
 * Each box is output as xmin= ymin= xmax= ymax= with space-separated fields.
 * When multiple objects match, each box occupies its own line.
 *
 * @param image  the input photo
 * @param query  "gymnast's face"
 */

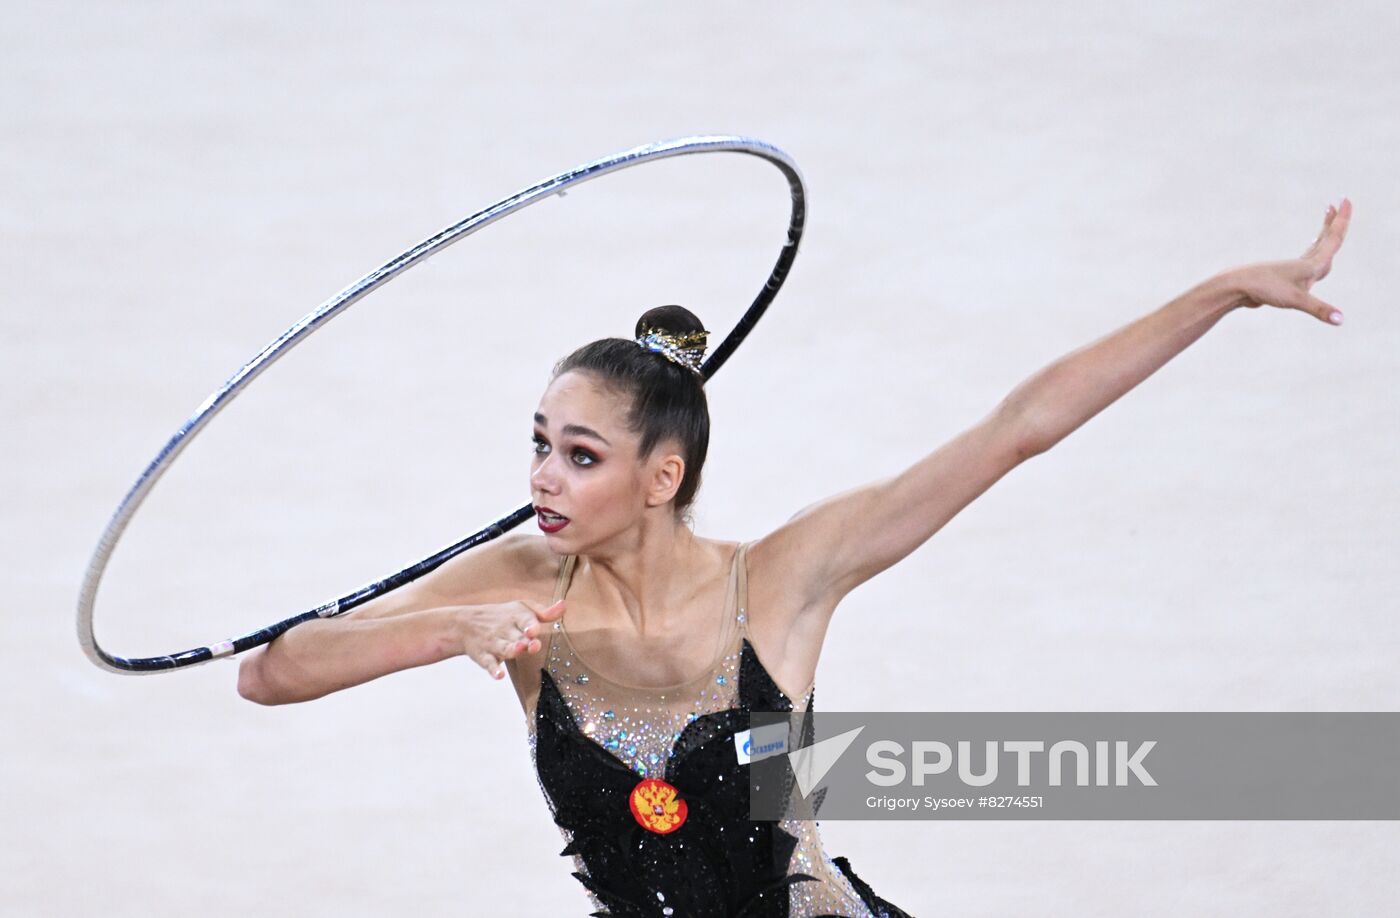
xmin=531 ymin=370 xmax=684 ymax=548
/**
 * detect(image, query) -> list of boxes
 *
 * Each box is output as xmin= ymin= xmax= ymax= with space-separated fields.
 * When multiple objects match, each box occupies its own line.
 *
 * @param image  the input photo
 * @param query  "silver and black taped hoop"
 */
xmin=77 ymin=135 xmax=808 ymax=674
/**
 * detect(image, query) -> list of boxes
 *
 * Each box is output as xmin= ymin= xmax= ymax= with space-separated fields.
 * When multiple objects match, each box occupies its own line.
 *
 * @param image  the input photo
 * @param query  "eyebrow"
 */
xmin=534 ymin=412 xmax=611 ymax=446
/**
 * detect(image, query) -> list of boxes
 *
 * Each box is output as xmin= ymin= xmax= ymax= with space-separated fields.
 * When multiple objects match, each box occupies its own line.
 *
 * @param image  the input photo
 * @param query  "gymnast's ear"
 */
xmin=643 ymin=448 xmax=686 ymax=510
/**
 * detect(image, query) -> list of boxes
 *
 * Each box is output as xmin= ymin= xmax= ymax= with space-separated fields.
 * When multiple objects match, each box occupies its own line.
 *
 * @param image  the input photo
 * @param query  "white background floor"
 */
xmin=4 ymin=2 xmax=1397 ymax=915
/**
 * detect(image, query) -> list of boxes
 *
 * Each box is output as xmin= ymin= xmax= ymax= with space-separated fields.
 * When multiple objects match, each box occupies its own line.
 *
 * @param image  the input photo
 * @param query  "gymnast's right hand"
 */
xmin=460 ymin=598 xmax=566 ymax=681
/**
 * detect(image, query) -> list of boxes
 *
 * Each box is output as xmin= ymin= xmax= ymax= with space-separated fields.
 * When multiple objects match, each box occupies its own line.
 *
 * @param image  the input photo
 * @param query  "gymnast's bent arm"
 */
xmin=236 ymin=533 xmax=564 ymax=704
xmin=239 ymin=607 xmax=460 ymax=705
xmin=758 ymin=200 xmax=1352 ymax=614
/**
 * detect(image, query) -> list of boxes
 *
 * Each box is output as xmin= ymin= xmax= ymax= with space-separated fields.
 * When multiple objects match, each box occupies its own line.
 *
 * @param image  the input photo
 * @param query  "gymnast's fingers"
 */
xmin=513 ymin=614 xmax=541 ymax=641
xmin=510 ymin=629 xmax=543 ymax=655
xmin=515 ymin=599 xmax=565 ymax=651
xmin=1269 ymin=280 xmax=1343 ymax=324
xmin=522 ymin=598 xmax=566 ymax=622
xmin=471 ymin=649 xmax=507 ymax=680
xmin=1310 ymin=198 xmax=1352 ymax=282
xmin=494 ymin=636 xmax=529 ymax=660
xmin=1304 ymin=204 xmax=1336 ymax=256
xmin=1304 ymin=199 xmax=1348 ymax=260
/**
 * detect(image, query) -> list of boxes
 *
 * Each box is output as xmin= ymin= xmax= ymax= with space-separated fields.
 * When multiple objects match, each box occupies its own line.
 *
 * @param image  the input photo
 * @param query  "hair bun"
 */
xmin=635 ymin=304 xmax=706 ymax=341
xmin=634 ymin=304 xmax=709 ymax=375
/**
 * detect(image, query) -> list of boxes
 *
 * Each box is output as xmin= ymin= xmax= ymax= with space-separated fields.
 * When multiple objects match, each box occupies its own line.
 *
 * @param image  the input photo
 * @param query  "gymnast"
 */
xmin=235 ymin=198 xmax=1351 ymax=917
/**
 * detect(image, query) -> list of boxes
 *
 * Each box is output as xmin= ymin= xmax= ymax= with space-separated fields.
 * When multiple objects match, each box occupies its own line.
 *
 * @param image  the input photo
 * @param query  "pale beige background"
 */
xmin=3 ymin=2 xmax=1397 ymax=916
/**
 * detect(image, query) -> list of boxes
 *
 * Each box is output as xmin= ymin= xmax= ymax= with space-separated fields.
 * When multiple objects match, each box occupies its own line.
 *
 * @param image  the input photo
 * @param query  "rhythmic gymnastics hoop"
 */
xmin=77 ymin=134 xmax=807 ymax=675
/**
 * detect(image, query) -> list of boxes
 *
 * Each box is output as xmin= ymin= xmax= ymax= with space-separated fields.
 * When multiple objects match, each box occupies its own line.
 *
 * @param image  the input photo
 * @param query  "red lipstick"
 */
xmin=535 ymin=505 xmax=570 ymax=533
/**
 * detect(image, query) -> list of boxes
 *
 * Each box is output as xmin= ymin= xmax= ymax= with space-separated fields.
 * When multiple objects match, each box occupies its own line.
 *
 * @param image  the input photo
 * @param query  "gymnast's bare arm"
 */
xmin=236 ymin=531 xmax=561 ymax=705
xmin=754 ymin=200 xmax=1353 ymax=623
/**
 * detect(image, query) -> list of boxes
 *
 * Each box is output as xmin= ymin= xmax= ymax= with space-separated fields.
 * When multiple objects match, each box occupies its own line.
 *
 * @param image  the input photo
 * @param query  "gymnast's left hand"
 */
xmin=1224 ymin=197 xmax=1352 ymax=325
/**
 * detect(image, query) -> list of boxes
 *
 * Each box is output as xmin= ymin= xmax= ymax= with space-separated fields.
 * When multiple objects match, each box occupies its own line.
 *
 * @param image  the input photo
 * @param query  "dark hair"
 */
xmin=551 ymin=305 xmax=710 ymax=524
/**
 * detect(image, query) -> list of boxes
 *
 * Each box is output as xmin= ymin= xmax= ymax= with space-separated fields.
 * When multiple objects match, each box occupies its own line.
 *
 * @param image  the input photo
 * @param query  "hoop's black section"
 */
xmin=700 ymin=161 xmax=804 ymax=381
xmin=83 ymin=137 xmax=806 ymax=673
xmin=107 ymin=505 xmax=540 ymax=671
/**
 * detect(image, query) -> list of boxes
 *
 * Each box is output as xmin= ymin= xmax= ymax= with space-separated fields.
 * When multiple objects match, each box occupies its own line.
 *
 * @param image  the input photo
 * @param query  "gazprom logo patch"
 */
xmin=735 ymin=721 xmax=867 ymax=798
xmin=734 ymin=724 xmax=788 ymax=764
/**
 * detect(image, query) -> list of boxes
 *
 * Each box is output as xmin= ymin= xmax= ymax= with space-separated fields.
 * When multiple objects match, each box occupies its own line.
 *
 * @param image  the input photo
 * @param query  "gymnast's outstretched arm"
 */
xmin=757 ymin=200 xmax=1353 ymax=615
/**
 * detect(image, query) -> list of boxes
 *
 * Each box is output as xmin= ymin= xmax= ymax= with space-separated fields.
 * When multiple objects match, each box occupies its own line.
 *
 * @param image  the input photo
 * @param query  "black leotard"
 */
xmin=523 ymin=542 xmax=915 ymax=917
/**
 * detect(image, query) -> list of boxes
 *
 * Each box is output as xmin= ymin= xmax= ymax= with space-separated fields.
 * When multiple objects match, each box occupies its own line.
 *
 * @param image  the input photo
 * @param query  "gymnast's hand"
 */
xmin=458 ymin=598 xmax=566 ymax=681
xmin=1225 ymin=198 xmax=1352 ymax=324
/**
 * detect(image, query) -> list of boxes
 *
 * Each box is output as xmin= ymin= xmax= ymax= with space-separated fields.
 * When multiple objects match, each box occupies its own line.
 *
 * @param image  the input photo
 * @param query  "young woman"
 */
xmin=237 ymin=199 xmax=1351 ymax=917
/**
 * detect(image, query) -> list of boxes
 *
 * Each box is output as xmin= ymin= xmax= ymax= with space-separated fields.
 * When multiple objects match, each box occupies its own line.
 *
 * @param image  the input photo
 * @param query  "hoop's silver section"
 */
xmin=78 ymin=135 xmax=806 ymax=674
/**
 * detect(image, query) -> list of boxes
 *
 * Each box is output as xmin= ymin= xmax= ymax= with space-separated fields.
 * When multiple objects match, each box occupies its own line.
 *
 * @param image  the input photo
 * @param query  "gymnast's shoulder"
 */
xmin=415 ymin=531 xmax=561 ymax=609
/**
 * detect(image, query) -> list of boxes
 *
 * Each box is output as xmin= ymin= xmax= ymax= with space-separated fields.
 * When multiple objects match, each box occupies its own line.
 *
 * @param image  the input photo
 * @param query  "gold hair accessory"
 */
xmin=635 ymin=326 xmax=708 ymax=376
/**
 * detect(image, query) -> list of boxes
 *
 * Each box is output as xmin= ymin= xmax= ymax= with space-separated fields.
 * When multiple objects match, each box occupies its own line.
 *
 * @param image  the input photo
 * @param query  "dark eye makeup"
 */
xmin=532 ymin=433 xmax=597 ymax=466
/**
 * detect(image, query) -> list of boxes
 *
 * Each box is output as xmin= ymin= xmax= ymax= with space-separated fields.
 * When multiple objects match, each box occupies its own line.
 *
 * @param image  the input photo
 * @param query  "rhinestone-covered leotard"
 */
xmin=524 ymin=541 xmax=913 ymax=917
